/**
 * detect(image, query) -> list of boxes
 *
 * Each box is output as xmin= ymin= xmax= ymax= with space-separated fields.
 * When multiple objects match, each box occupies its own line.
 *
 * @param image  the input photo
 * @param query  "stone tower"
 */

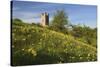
xmin=40 ymin=12 xmax=49 ymax=26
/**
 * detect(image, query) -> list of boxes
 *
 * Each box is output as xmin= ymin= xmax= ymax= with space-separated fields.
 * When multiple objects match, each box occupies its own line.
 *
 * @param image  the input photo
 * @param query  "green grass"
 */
xmin=12 ymin=21 xmax=97 ymax=66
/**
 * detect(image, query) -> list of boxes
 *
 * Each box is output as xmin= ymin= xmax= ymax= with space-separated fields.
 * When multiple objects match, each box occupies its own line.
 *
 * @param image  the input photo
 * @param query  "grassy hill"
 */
xmin=12 ymin=20 xmax=97 ymax=66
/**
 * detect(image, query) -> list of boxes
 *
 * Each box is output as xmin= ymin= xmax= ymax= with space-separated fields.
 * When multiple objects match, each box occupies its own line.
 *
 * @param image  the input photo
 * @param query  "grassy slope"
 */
xmin=12 ymin=22 xmax=97 ymax=66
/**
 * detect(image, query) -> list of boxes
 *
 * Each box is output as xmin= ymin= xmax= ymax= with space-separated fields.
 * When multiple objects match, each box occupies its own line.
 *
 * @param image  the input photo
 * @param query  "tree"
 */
xmin=13 ymin=18 xmax=23 ymax=23
xmin=71 ymin=24 xmax=97 ymax=47
xmin=12 ymin=18 xmax=24 ymax=26
xmin=51 ymin=10 xmax=69 ymax=32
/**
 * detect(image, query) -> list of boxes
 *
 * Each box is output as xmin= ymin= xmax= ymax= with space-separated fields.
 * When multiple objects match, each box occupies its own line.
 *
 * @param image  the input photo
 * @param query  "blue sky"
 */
xmin=12 ymin=1 xmax=97 ymax=28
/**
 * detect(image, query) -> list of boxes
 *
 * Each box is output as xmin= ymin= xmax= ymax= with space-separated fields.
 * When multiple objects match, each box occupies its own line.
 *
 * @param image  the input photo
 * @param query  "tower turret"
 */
xmin=40 ymin=12 xmax=49 ymax=26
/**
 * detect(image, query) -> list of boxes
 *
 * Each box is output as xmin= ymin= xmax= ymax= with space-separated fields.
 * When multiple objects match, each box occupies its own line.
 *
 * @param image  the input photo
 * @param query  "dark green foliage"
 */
xmin=13 ymin=18 xmax=23 ymax=22
xmin=71 ymin=25 xmax=97 ymax=47
xmin=12 ymin=19 xmax=97 ymax=66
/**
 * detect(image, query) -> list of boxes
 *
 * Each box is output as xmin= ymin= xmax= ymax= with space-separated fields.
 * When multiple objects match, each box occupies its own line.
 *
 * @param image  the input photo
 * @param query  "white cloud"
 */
xmin=13 ymin=11 xmax=41 ymax=23
xmin=12 ymin=7 xmax=20 ymax=11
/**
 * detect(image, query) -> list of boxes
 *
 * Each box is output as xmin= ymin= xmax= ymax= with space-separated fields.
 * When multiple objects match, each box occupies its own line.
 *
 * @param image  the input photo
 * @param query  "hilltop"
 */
xmin=12 ymin=19 xmax=97 ymax=66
